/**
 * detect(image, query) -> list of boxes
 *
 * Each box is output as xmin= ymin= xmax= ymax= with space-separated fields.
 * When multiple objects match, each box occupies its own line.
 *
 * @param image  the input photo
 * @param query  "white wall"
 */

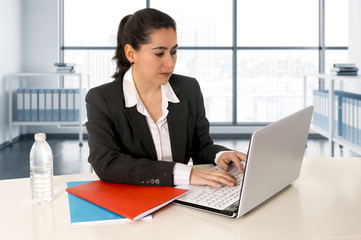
xmin=22 ymin=0 xmax=66 ymax=135
xmin=23 ymin=0 xmax=59 ymax=73
xmin=0 ymin=0 xmax=23 ymax=145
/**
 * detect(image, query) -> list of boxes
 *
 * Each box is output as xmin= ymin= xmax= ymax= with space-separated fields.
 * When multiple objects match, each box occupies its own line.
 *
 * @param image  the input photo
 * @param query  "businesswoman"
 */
xmin=85 ymin=8 xmax=247 ymax=188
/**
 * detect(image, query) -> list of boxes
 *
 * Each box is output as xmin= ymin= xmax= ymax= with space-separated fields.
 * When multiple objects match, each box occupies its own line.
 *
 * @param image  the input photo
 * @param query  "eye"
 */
xmin=155 ymin=52 xmax=164 ymax=57
xmin=171 ymin=50 xmax=177 ymax=55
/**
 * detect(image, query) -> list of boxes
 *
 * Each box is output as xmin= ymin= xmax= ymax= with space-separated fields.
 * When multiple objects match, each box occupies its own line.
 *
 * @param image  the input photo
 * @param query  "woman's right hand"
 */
xmin=189 ymin=168 xmax=238 ymax=188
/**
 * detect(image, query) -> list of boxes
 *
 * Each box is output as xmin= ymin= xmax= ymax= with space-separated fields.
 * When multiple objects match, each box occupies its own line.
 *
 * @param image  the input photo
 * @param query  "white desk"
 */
xmin=1 ymin=157 xmax=361 ymax=240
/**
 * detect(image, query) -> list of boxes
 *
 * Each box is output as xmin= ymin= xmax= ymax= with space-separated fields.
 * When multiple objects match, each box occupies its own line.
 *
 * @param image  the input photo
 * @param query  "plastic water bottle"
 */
xmin=30 ymin=133 xmax=54 ymax=204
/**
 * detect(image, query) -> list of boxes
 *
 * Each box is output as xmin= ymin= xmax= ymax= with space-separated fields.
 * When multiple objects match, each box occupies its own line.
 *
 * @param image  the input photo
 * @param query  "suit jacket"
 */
xmin=85 ymin=74 xmax=230 ymax=187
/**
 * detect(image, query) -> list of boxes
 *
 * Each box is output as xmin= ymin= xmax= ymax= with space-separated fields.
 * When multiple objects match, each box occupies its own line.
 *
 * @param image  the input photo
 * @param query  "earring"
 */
xmin=131 ymin=62 xmax=134 ymax=65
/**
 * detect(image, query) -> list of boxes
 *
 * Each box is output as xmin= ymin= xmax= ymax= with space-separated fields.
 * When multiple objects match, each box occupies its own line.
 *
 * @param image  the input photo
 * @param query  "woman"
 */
xmin=85 ymin=8 xmax=247 ymax=188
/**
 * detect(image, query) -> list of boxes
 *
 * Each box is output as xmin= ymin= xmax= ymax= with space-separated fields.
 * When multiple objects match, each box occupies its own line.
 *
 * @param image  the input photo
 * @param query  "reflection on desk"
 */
xmin=0 ymin=157 xmax=360 ymax=240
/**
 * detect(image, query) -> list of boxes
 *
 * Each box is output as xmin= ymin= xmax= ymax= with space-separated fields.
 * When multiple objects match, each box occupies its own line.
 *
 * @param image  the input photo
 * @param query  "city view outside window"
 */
xmin=62 ymin=0 xmax=348 ymax=124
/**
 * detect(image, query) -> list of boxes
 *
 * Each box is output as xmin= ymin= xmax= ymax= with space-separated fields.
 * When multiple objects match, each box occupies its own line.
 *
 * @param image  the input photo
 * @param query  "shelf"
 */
xmin=306 ymin=73 xmax=361 ymax=83
xmin=12 ymin=121 xmax=84 ymax=126
xmin=312 ymin=125 xmax=361 ymax=155
xmin=304 ymin=74 xmax=361 ymax=157
xmin=332 ymin=136 xmax=361 ymax=156
xmin=7 ymin=72 xmax=86 ymax=147
xmin=310 ymin=124 xmax=330 ymax=138
xmin=7 ymin=72 xmax=82 ymax=77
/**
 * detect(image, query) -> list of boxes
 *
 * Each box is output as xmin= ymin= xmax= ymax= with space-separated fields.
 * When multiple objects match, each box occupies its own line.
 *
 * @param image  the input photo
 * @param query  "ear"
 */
xmin=124 ymin=44 xmax=136 ymax=64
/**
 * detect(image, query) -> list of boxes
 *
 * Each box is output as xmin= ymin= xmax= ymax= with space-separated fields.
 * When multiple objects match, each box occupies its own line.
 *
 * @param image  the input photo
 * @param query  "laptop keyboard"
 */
xmin=178 ymin=166 xmax=244 ymax=210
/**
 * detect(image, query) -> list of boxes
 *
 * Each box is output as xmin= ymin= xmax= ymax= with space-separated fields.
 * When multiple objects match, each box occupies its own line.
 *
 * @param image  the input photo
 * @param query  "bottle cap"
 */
xmin=34 ymin=133 xmax=46 ymax=141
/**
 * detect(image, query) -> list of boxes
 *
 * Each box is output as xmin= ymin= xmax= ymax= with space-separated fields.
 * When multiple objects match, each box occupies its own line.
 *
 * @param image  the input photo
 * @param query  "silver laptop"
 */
xmin=174 ymin=105 xmax=314 ymax=218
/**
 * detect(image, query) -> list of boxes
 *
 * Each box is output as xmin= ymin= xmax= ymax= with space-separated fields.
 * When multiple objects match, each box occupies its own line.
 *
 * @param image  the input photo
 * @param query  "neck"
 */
xmin=132 ymin=69 xmax=160 ymax=100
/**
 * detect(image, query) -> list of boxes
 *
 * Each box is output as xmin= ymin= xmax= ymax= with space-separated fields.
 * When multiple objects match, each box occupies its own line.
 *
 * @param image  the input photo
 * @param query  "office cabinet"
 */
xmin=7 ymin=72 xmax=87 ymax=147
xmin=304 ymin=73 xmax=361 ymax=156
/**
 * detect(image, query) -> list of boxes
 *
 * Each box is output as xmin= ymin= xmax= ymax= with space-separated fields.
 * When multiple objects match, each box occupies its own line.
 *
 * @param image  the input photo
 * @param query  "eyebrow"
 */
xmin=152 ymin=44 xmax=178 ymax=50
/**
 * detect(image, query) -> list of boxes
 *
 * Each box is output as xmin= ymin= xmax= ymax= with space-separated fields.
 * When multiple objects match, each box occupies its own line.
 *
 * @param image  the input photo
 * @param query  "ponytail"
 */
xmin=112 ymin=8 xmax=176 ymax=79
xmin=112 ymin=15 xmax=132 ymax=79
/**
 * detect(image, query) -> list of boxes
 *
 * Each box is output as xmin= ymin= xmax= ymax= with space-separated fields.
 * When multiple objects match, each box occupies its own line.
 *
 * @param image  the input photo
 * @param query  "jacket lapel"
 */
xmin=124 ymin=107 xmax=158 ymax=160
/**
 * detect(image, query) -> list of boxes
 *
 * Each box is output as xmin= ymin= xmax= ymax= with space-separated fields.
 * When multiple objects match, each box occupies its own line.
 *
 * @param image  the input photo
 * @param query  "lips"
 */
xmin=160 ymin=72 xmax=172 ymax=78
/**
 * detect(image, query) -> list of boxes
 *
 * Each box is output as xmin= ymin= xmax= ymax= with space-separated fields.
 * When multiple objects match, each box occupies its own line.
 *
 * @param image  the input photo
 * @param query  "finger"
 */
xmin=210 ymin=170 xmax=238 ymax=186
xmin=190 ymin=169 xmax=225 ymax=187
xmin=231 ymin=158 xmax=244 ymax=174
xmin=212 ymin=169 xmax=236 ymax=180
xmin=235 ymin=151 xmax=247 ymax=162
xmin=233 ymin=151 xmax=247 ymax=173
xmin=224 ymin=152 xmax=244 ymax=174
xmin=196 ymin=173 xmax=225 ymax=188
xmin=202 ymin=179 xmax=222 ymax=188
xmin=190 ymin=169 xmax=238 ymax=188
xmin=217 ymin=160 xmax=229 ymax=171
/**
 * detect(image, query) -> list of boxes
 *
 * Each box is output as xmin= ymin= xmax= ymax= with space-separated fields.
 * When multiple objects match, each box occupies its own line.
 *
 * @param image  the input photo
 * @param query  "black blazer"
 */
xmin=85 ymin=74 xmax=229 ymax=187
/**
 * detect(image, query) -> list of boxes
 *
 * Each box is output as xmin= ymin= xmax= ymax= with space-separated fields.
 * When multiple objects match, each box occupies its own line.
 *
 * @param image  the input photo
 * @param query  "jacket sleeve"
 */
xmin=85 ymin=87 xmax=176 ymax=186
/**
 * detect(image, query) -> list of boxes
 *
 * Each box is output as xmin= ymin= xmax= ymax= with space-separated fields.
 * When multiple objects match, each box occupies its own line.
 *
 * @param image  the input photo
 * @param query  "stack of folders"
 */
xmin=313 ymin=90 xmax=361 ymax=145
xmin=16 ymin=88 xmax=87 ymax=122
xmin=55 ymin=63 xmax=76 ymax=73
xmin=330 ymin=63 xmax=358 ymax=76
xmin=66 ymin=181 xmax=188 ymax=224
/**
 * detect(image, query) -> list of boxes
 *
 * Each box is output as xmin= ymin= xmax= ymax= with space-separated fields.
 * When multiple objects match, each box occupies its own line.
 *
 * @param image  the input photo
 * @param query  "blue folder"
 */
xmin=67 ymin=181 xmax=128 ymax=225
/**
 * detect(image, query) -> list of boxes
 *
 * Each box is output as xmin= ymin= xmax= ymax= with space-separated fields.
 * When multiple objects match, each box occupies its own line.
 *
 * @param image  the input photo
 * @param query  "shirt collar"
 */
xmin=123 ymin=66 xmax=180 ymax=109
xmin=123 ymin=66 xmax=139 ymax=108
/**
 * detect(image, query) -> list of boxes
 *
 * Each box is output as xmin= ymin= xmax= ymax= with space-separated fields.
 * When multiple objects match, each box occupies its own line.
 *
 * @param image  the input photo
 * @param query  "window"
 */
xmin=151 ymin=0 xmax=232 ymax=47
xmin=64 ymin=0 xmax=144 ymax=46
xmin=61 ymin=0 xmax=348 ymax=125
xmin=175 ymin=50 xmax=233 ymax=123
xmin=237 ymin=0 xmax=319 ymax=122
xmin=237 ymin=0 xmax=318 ymax=47
xmin=237 ymin=50 xmax=318 ymax=122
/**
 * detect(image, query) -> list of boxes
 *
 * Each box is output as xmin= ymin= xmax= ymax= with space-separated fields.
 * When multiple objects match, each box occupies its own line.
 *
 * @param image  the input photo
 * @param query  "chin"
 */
xmin=159 ymin=79 xmax=170 ymax=86
xmin=158 ymin=74 xmax=172 ymax=84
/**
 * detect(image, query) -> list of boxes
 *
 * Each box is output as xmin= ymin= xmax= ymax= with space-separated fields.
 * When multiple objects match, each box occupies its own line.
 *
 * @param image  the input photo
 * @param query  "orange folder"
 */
xmin=66 ymin=180 xmax=188 ymax=221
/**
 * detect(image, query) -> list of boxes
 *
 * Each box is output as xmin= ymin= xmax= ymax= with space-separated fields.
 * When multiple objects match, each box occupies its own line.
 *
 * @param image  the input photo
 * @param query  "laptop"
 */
xmin=174 ymin=105 xmax=314 ymax=218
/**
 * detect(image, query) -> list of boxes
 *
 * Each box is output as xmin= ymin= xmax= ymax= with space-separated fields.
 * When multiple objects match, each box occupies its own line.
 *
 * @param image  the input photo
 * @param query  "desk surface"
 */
xmin=1 ymin=157 xmax=361 ymax=240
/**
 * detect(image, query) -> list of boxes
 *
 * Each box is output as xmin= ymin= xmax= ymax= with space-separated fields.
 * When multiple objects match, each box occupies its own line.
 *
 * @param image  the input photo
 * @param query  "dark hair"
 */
xmin=112 ymin=8 xmax=177 ymax=79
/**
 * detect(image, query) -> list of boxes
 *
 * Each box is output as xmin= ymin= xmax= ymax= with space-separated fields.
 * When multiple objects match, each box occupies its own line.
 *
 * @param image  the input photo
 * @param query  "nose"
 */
xmin=163 ymin=53 xmax=176 ymax=70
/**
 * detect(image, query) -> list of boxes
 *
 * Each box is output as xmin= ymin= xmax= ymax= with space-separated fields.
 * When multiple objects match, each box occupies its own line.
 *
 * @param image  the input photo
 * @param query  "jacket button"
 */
xmin=155 ymin=179 xmax=160 ymax=184
xmin=150 ymin=179 xmax=155 ymax=184
xmin=145 ymin=179 xmax=150 ymax=184
xmin=140 ymin=179 xmax=145 ymax=184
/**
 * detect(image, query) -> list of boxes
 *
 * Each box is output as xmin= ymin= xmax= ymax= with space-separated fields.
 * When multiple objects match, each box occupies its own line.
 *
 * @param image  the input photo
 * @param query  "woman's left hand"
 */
xmin=217 ymin=151 xmax=247 ymax=174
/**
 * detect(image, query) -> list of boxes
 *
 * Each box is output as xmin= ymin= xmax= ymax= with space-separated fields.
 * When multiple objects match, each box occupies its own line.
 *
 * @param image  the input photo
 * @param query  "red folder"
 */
xmin=66 ymin=180 xmax=188 ymax=221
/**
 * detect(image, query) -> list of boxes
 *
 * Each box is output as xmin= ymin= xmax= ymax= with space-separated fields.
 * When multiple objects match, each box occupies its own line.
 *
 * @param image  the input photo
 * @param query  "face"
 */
xmin=129 ymin=28 xmax=178 ymax=87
